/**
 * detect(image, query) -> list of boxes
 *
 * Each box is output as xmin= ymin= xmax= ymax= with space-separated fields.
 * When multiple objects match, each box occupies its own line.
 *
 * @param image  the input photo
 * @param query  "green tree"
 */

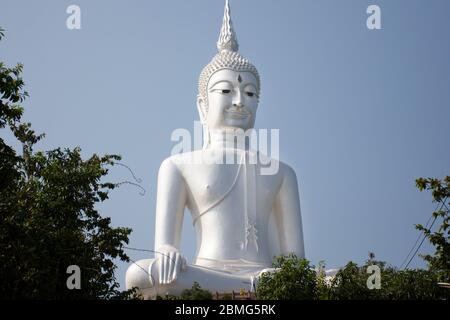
xmin=415 ymin=176 xmax=450 ymax=282
xmin=157 ymin=282 xmax=213 ymax=300
xmin=256 ymin=254 xmax=318 ymax=300
xmin=381 ymin=268 xmax=447 ymax=300
xmin=328 ymin=261 xmax=373 ymax=300
xmin=315 ymin=260 xmax=330 ymax=300
xmin=0 ymin=28 xmax=132 ymax=299
xmin=329 ymin=255 xmax=447 ymax=300
xmin=180 ymin=282 xmax=213 ymax=300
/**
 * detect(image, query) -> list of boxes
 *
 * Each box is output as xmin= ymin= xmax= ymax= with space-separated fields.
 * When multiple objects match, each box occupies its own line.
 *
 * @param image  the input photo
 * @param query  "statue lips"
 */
xmin=225 ymin=108 xmax=250 ymax=119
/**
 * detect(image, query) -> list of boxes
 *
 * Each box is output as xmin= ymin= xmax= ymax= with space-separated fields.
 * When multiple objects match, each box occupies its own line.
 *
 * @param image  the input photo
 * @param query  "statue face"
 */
xmin=200 ymin=69 xmax=259 ymax=131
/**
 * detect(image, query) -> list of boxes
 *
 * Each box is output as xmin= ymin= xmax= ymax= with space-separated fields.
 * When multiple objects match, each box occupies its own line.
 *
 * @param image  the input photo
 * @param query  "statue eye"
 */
xmin=246 ymin=92 xmax=255 ymax=97
xmin=221 ymin=89 xmax=231 ymax=94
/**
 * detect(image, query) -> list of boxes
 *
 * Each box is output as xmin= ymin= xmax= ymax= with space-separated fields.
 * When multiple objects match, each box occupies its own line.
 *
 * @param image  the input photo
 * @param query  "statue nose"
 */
xmin=232 ymin=91 xmax=244 ymax=109
xmin=233 ymin=102 xmax=244 ymax=109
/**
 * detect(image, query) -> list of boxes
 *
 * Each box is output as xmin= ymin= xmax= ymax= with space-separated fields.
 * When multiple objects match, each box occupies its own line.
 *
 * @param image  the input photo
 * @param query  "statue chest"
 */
xmin=182 ymin=160 xmax=281 ymax=220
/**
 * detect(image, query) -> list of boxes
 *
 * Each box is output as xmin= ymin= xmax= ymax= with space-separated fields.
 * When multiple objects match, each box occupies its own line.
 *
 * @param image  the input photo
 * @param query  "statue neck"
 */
xmin=208 ymin=127 xmax=253 ymax=151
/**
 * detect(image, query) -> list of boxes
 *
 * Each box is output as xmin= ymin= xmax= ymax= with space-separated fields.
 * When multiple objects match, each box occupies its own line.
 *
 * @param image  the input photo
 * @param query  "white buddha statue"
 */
xmin=126 ymin=0 xmax=305 ymax=299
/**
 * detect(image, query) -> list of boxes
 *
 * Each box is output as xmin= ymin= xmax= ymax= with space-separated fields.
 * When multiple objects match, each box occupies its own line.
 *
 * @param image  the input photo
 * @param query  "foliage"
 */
xmin=111 ymin=287 xmax=143 ymax=300
xmin=0 ymin=28 xmax=132 ymax=299
xmin=157 ymin=282 xmax=213 ymax=300
xmin=415 ymin=177 xmax=450 ymax=282
xmin=179 ymin=282 xmax=213 ymax=300
xmin=328 ymin=261 xmax=372 ymax=300
xmin=256 ymin=253 xmax=447 ymax=300
xmin=329 ymin=258 xmax=448 ymax=300
xmin=257 ymin=254 xmax=318 ymax=300
xmin=315 ymin=260 xmax=330 ymax=300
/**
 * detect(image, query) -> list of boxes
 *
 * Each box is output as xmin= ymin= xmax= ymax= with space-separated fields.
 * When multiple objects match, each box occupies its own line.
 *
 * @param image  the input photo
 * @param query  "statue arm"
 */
xmin=154 ymin=158 xmax=187 ymax=251
xmin=273 ymin=165 xmax=305 ymax=258
xmin=154 ymin=158 xmax=187 ymax=284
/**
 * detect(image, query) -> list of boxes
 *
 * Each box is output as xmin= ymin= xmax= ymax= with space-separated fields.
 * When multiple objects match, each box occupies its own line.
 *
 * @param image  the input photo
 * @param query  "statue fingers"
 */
xmin=181 ymin=255 xmax=187 ymax=271
xmin=167 ymin=251 xmax=175 ymax=283
xmin=163 ymin=253 xmax=169 ymax=284
xmin=171 ymin=252 xmax=180 ymax=282
xmin=158 ymin=254 xmax=164 ymax=284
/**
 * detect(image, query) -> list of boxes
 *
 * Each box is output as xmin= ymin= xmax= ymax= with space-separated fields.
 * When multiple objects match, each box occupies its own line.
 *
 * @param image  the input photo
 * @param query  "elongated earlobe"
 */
xmin=196 ymin=96 xmax=210 ymax=148
xmin=196 ymin=96 xmax=208 ymax=124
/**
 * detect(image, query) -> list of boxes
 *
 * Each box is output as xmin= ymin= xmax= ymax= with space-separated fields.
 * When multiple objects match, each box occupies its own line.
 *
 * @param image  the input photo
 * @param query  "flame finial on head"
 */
xmin=217 ymin=0 xmax=239 ymax=52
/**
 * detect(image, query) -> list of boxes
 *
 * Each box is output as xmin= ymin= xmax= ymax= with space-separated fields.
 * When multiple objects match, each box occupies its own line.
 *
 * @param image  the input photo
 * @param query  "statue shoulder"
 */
xmin=158 ymin=151 xmax=201 ymax=178
xmin=257 ymin=152 xmax=298 ymax=181
xmin=158 ymin=155 xmax=183 ymax=180
xmin=278 ymin=161 xmax=299 ymax=182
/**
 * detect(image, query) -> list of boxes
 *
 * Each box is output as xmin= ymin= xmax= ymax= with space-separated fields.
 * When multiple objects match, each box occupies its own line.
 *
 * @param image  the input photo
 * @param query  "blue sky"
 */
xmin=1 ymin=0 xmax=449 ymax=290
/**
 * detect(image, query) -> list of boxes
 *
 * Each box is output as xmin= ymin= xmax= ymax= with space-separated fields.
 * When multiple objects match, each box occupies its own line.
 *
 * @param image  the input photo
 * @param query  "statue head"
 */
xmin=197 ymin=0 xmax=261 ymax=144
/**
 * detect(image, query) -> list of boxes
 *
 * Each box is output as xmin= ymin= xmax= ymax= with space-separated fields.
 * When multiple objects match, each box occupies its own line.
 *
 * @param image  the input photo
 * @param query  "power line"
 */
xmin=402 ymin=198 xmax=447 ymax=270
xmin=403 ymin=216 xmax=438 ymax=270
xmin=115 ymin=162 xmax=143 ymax=184
xmin=127 ymin=256 xmax=155 ymax=285
xmin=399 ymin=202 xmax=439 ymax=269
xmin=124 ymin=246 xmax=158 ymax=254
xmin=123 ymin=246 xmax=177 ymax=263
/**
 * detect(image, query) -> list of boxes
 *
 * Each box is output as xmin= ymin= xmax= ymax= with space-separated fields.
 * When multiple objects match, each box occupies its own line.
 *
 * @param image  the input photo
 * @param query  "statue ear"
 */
xmin=196 ymin=95 xmax=208 ymax=124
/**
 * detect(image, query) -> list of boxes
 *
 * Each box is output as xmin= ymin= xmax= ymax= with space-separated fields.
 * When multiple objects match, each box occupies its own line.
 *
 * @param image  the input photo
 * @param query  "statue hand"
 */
xmin=155 ymin=245 xmax=187 ymax=284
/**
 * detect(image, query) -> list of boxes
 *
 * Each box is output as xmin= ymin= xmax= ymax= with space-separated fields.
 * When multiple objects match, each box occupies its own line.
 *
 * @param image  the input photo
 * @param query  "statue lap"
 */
xmin=125 ymin=259 xmax=270 ymax=299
